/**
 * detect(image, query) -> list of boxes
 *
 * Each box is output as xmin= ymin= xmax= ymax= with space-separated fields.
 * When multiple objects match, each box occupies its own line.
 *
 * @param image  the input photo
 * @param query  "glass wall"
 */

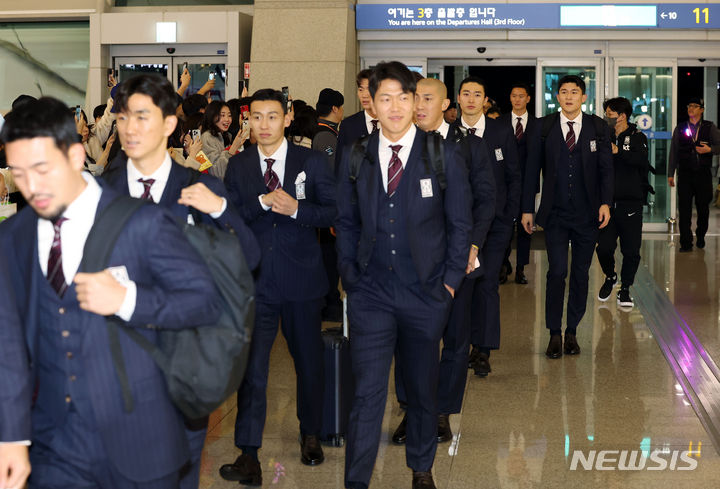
xmin=617 ymin=66 xmax=673 ymax=224
xmin=0 ymin=22 xmax=89 ymax=112
xmin=541 ymin=66 xmax=598 ymax=116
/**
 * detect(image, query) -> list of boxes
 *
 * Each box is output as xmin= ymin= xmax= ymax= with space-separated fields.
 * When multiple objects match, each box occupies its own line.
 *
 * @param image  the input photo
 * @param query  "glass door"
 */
xmin=536 ymin=58 xmax=604 ymax=116
xmin=114 ymin=57 xmax=171 ymax=84
xmin=612 ymin=60 xmax=677 ymax=230
xmin=172 ymin=56 xmax=228 ymax=101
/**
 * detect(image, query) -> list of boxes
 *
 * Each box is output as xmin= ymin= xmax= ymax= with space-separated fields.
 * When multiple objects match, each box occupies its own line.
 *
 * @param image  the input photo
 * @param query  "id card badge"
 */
xmin=296 ymin=182 xmax=306 ymax=200
xmin=495 ymin=148 xmax=504 ymax=161
xmin=590 ymin=140 xmax=597 ymax=152
xmin=420 ymin=178 xmax=433 ymax=198
xmin=623 ymin=135 xmax=631 ymax=151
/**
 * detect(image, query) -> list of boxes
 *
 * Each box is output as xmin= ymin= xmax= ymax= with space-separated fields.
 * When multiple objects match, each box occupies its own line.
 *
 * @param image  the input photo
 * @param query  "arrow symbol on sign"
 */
xmin=661 ymin=12 xmax=667 ymax=19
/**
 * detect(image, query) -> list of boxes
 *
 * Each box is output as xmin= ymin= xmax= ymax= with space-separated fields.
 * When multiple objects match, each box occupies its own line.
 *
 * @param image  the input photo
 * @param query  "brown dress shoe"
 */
xmin=437 ymin=414 xmax=453 ymax=443
xmin=392 ymin=412 xmax=408 ymax=444
xmin=300 ymin=434 xmax=325 ymax=466
xmin=546 ymin=334 xmax=562 ymax=359
xmin=412 ymin=471 xmax=437 ymax=489
xmin=564 ymin=333 xmax=581 ymax=355
xmin=219 ymin=454 xmax=262 ymax=486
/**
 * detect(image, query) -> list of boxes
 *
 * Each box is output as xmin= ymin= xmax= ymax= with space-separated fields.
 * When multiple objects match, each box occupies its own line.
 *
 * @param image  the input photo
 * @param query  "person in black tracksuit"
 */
xmin=668 ymin=96 xmax=720 ymax=252
xmin=596 ymin=97 xmax=649 ymax=308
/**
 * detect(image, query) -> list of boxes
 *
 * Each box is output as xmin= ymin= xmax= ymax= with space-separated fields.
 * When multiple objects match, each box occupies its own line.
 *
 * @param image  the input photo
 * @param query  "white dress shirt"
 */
xmin=378 ymin=125 xmax=417 ymax=192
xmin=37 ymin=173 xmax=136 ymax=321
xmin=258 ymin=138 xmax=298 ymax=219
xmin=560 ymin=111 xmax=583 ymax=141
xmin=127 ymin=153 xmax=226 ymax=220
xmin=461 ymin=114 xmax=486 ymax=138
xmin=364 ymin=110 xmax=380 ymax=135
xmin=436 ymin=120 xmax=450 ymax=139
xmin=511 ymin=111 xmax=529 ymax=133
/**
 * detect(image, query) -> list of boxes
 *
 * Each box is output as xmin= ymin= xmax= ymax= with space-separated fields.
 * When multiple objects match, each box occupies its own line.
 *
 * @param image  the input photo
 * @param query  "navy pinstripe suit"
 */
xmin=0 ymin=184 xmax=221 ymax=488
xmin=223 ymin=142 xmax=336 ymax=450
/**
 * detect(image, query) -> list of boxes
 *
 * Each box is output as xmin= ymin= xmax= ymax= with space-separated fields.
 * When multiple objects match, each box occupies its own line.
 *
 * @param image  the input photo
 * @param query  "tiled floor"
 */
xmin=199 ymin=225 xmax=720 ymax=488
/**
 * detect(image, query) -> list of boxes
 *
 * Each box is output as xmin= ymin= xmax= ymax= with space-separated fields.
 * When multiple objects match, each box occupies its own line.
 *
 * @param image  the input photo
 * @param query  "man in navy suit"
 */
xmin=335 ymin=69 xmax=378 ymax=175
xmin=500 ymin=83 xmax=539 ymax=285
xmin=101 ymin=75 xmax=260 ymax=273
xmin=336 ymin=62 xmax=472 ymax=489
xmin=219 ymin=89 xmax=336 ymax=486
xmin=391 ymin=77 xmax=495 ymax=445
xmin=98 ymin=74 xmax=259 ymax=489
xmin=450 ymin=76 xmax=521 ymax=378
xmin=0 ymin=96 xmax=221 ymax=489
xmin=521 ymin=75 xmax=613 ymax=358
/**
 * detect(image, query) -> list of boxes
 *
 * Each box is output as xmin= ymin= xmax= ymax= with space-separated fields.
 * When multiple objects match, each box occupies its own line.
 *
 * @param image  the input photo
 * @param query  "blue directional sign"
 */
xmin=355 ymin=3 xmax=720 ymax=30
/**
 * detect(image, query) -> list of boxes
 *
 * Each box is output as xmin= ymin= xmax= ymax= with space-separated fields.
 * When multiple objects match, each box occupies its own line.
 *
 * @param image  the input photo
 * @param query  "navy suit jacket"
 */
xmin=446 ymin=126 xmax=496 ymax=250
xmin=0 ymin=183 xmax=221 ymax=481
xmin=451 ymin=117 xmax=521 ymax=221
xmin=335 ymin=129 xmax=472 ymax=295
xmin=335 ymin=110 xmax=370 ymax=176
xmin=522 ymin=113 xmax=614 ymax=227
xmin=223 ymin=143 xmax=336 ymax=303
xmin=101 ymin=153 xmax=260 ymax=271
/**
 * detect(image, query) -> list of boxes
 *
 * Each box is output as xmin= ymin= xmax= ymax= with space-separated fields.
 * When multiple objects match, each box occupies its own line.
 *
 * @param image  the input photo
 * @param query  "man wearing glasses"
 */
xmin=668 ymin=97 xmax=720 ymax=252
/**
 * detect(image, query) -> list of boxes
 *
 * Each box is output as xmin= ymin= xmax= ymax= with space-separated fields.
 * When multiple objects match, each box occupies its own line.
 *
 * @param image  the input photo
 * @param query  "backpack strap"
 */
xmin=425 ymin=131 xmax=447 ymax=191
xmin=80 ymin=195 xmax=147 ymax=413
xmin=348 ymin=134 xmax=373 ymax=204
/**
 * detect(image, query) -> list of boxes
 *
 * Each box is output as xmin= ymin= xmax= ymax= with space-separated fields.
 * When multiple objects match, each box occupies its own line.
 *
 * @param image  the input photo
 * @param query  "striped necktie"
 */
xmin=387 ymin=145 xmax=403 ymax=197
xmin=566 ymin=121 xmax=576 ymax=152
xmin=264 ymin=158 xmax=281 ymax=192
xmin=515 ymin=117 xmax=524 ymax=140
xmin=47 ymin=216 xmax=68 ymax=297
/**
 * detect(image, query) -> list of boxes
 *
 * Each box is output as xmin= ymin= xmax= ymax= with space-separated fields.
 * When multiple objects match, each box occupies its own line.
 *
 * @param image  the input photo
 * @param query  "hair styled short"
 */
xmin=557 ymin=75 xmax=586 ymax=94
xmin=356 ymin=69 xmax=374 ymax=88
xmin=114 ymin=74 xmax=177 ymax=118
xmin=458 ymin=76 xmax=487 ymax=94
xmin=603 ymin=97 xmax=633 ymax=119
xmin=250 ymin=89 xmax=288 ymax=114
xmin=368 ymin=61 xmax=417 ymax=99
xmin=0 ymin=97 xmax=78 ymax=151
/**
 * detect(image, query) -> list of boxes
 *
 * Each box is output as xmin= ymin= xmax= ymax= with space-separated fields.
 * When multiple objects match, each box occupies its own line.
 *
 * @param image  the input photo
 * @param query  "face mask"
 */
xmin=605 ymin=116 xmax=618 ymax=128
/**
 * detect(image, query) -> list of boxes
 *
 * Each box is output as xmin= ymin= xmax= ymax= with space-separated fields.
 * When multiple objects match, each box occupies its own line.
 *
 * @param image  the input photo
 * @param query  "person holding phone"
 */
xmin=668 ymin=97 xmax=720 ymax=252
xmin=200 ymin=101 xmax=249 ymax=179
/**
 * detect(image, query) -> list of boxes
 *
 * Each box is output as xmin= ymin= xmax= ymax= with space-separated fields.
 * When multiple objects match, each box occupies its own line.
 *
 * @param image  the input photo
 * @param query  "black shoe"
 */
xmin=392 ymin=413 xmax=407 ymax=444
xmin=300 ymin=434 xmax=324 ymax=466
xmin=697 ymin=237 xmax=706 ymax=249
xmin=515 ymin=270 xmax=528 ymax=284
xmin=437 ymin=414 xmax=453 ymax=443
xmin=219 ymin=454 xmax=262 ymax=485
xmin=505 ymin=262 xmax=513 ymax=276
xmin=679 ymin=245 xmax=692 ymax=253
xmin=472 ymin=352 xmax=491 ymax=377
xmin=598 ymin=274 xmax=616 ymax=301
xmin=546 ymin=335 xmax=562 ymax=359
xmin=564 ymin=333 xmax=581 ymax=355
xmin=498 ymin=266 xmax=508 ymax=284
xmin=617 ymin=287 xmax=634 ymax=308
xmin=412 ymin=471 xmax=437 ymax=489
xmin=468 ymin=345 xmax=481 ymax=369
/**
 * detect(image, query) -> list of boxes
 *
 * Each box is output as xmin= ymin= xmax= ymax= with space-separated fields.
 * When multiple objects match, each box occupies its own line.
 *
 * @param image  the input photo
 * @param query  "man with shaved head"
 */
xmin=391 ymin=77 xmax=496 ymax=445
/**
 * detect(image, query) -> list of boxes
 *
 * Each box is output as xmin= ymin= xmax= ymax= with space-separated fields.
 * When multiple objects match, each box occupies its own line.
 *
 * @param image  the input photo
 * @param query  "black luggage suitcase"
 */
xmin=319 ymin=302 xmax=354 ymax=447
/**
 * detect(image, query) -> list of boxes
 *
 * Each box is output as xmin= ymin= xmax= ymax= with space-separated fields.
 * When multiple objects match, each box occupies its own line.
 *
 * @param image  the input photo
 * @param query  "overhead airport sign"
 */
xmin=356 ymin=4 xmax=720 ymax=30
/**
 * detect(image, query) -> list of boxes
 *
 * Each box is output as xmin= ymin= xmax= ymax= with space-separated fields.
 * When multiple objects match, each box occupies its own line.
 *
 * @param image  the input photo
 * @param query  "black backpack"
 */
xmin=348 ymin=131 xmax=446 ymax=200
xmin=80 ymin=194 xmax=255 ymax=420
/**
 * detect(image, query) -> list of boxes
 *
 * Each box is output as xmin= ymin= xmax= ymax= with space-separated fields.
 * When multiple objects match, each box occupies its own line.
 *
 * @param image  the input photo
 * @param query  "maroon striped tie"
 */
xmin=264 ymin=158 xmax=281 ymax=192
xmin=387 ymin=145 xmax=403 ymax=197
xmin=467 ymin=127 xmax=477 ymax=136
xmin=566 ymin=121 xmax=576 ymax=152
xmin=371 ymin=120 xmax=379 ymax=133
xmin=47 ymin=217 xmax=68 ymax=297
xmin=515 ymin=117 xmax=524 ymax=140
xmin=138 ymin=178 xmax=155 ymax=202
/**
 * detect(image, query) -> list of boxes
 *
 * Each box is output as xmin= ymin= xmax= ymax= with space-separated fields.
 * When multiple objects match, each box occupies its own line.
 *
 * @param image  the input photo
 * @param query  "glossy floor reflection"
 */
xmin=200 ymin=234 xmax=720 ymax=488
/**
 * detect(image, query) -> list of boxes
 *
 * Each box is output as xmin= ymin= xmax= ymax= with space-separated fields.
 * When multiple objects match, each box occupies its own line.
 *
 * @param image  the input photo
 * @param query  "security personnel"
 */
xmin=596 ymin=97 xmax=649 ymax=308
xmin=312 ymin=88 xmax=345 ymax=321
xmin=450 ymin=76 xmax=521 ymax=377
xmin=668 ymin=97 xmax=720 ymax=252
